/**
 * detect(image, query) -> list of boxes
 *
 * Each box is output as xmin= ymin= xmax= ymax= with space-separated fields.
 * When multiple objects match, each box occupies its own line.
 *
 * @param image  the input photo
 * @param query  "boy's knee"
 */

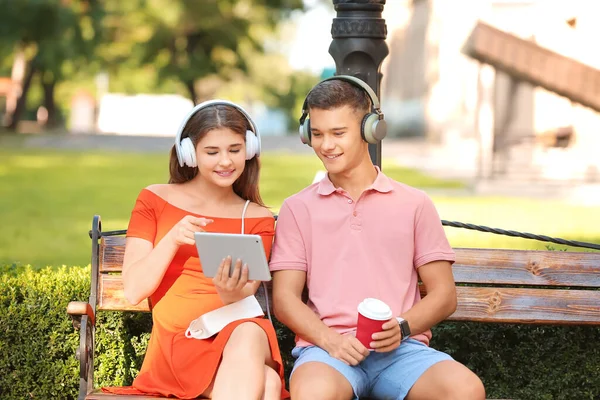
xmin=290 ymin=363 xmax=353 ymax=400
xmin=409 ymin=360 xmax=485 ymax=400
xmin=447 ymin=373 xmax=485 ymax=400
xmin=292 ymin=383 xmax=345 ymax=400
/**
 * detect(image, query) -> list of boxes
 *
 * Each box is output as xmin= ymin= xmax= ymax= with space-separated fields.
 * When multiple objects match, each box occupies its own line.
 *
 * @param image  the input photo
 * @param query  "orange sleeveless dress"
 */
xmin=102 ymin=189 xmax=289 ymax=399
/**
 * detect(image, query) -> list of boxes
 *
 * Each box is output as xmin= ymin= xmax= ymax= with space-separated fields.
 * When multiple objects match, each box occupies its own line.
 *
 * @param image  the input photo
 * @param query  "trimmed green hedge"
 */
xmin=1 ymin=265 xmax=598 ymax=399
xmin=0 ymin=265 xmax=151 ymax=400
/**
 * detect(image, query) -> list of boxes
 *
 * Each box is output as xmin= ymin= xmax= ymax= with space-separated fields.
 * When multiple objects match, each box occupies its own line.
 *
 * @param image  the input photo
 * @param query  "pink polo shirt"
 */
xmin=269 ymin=167 xmax=455 ymax=348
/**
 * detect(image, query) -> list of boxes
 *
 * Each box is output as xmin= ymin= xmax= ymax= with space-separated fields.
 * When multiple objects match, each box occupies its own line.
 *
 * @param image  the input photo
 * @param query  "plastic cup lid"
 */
xmin=357 ymin=298 xmax=392 ymax=320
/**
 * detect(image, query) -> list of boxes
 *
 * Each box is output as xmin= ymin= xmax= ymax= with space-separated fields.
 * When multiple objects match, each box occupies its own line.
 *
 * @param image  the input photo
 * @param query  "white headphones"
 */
xmin=175 ymin=99 xmax=261 ymax=168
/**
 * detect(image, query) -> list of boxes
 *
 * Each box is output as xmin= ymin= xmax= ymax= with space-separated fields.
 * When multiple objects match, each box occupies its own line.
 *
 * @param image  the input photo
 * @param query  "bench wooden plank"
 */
xmin=98 ymin=274 xmax=600 ymax=324
xmin=99 ymin=237 xmax=126 ymax=273
xmin=452 ymin=248 xmax=600 ymax=287
xmin=86 ymin=389 xmax=508 ymax=400
xmin=448 ymin=286 xmax=600 ymax=324
xmin=86 ymin=389 xmax=167 ymax=399
xmin=100 ymin=236 xmax=600 ymax=287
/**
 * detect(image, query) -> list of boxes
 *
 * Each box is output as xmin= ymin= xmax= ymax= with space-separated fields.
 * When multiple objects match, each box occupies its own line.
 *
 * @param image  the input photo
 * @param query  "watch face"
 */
xmin=399 ymin=320 xmax=411 ymax=339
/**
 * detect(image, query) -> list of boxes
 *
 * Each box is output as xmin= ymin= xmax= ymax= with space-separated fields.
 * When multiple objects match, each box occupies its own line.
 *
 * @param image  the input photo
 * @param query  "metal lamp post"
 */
xmin=329 ymin=0 xmax=389 ymax=168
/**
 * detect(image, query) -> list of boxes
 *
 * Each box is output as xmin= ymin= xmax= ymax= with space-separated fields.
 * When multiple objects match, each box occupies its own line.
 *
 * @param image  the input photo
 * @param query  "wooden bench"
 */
xmin=67 ymin=215 xmax=600 ymax=400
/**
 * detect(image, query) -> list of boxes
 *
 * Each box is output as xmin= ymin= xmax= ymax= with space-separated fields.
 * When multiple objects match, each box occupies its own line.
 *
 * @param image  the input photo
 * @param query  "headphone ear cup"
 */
xmin=362 ymin=113 xmax=387 ymax=144
xmin=245 ymin=130 xmax=260 ymax=160
xmin=180 ymin=137 xmax=197 ymax=167
xmin=176 ymin=142 xmax=185 ymax=167
xmin=299 ymin=118 xmax=312 ymax=146
xmin=372 ymin=118 xmax=387 ymax=142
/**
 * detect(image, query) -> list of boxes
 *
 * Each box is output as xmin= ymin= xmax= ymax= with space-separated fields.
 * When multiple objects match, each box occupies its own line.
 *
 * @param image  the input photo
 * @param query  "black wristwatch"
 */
xmin=396 ymin=317 xmax=411 ymax=341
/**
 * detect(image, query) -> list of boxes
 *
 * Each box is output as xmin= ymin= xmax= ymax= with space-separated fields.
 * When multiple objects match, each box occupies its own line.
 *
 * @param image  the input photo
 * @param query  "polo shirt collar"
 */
xmin=317 ymin=166 xmax=393 ymax=195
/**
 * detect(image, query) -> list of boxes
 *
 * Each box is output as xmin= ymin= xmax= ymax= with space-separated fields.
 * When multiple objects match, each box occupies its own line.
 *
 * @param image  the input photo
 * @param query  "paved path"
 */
xmin=3 ymin=133 xmax=316 ymax=155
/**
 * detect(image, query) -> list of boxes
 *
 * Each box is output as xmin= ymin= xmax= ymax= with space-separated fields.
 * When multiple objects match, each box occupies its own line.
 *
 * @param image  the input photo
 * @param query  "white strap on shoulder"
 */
xmin=241 ymin=200 xmax=250 ymax=234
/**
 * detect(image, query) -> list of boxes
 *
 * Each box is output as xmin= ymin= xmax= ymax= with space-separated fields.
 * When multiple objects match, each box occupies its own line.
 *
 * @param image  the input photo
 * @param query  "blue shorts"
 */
xmin=291 ymin=339 xmax=453 ymax=400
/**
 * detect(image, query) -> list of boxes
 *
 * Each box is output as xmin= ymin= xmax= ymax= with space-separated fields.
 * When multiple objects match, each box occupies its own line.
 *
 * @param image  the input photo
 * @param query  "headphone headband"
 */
xmin=321 ymin=75 xmax=380 ymax=109
xmin=175 ymin=99 xmax=261 ymax=167
xmin=298 ymin=75 xmax=387 ymax=146
xmin=300 ymin=75 xmax=382 ymax=124
xmin=175 ymin=99 xmax=260 ymax=146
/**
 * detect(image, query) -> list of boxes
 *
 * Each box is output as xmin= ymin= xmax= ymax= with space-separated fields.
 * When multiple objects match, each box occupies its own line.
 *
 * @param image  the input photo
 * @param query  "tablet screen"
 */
xmin=194 ymin=232 xmax=272 ymax=282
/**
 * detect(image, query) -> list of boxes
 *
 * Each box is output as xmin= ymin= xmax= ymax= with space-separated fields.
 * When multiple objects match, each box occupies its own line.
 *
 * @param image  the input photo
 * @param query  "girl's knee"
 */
xmin=233 ymin=321 xmax=268 ymax=340
xmin=223 ymin=322 xmax=269 ymax=357
xmin=264 ymin=366 xmax=281 ymax=393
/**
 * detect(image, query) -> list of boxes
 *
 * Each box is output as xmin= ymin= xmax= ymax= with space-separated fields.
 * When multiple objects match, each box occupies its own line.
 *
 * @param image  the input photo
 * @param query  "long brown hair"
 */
xmin=169 ymin=104 xmax=264 ymax=206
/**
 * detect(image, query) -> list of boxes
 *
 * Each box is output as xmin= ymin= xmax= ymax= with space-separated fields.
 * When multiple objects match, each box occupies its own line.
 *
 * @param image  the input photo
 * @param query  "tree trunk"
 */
xmin=3 ymin=49 xmax=26 ymax=128
xmin=41 ymin=75 xmax=58 ymax=128
xmin=185 ymin=80 xmax=197 ymax=105
xmin=7 ymin=60 xmax=37 ymax=131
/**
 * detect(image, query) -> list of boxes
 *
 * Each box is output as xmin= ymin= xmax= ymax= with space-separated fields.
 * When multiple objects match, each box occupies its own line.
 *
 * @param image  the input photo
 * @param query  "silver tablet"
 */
xmin=194 ymin=232 xmax=272 ymax=282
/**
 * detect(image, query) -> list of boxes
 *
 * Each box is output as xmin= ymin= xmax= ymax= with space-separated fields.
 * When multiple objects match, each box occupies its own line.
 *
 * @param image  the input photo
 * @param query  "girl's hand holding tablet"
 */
xmin=212 ymin=256 xmax=260 ymax=305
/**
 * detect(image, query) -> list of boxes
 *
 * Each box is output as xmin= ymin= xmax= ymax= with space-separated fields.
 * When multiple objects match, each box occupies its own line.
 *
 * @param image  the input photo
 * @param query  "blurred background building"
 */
xmin=380 ymin=0 xmax=600 ymax=185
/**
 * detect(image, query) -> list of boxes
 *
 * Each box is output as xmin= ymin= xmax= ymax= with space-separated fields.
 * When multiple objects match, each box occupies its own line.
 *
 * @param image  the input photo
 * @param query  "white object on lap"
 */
xmin=185 ymin=295 xmax=264 ymax=340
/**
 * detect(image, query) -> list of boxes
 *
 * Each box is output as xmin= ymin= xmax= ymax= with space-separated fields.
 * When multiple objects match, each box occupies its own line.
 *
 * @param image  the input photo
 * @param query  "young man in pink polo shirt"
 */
xmin=269 ymin=76 xmax=485 ymax=400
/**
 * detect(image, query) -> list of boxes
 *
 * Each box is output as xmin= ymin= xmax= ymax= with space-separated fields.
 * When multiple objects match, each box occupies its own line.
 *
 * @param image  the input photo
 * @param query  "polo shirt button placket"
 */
xmin=349 ymin=197 xmax=362 ymax=231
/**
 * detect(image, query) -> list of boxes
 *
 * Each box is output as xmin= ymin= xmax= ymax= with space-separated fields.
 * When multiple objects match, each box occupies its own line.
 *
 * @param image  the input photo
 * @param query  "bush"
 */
xmin=0 ymin=265 xmax=85 ymax=399
xmin=432 ymin=322 xmax=600 ymax=399
xmin=0 ymin=265 xmax=598 ymax=399
xmin=0 ymin=265 xmax=151 ymax=400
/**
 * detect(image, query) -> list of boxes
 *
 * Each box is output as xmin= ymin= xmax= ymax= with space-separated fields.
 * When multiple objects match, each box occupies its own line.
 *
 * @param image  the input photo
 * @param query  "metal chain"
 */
xmin=441 ymin=220 xmax=600 ymax=251
xmin=95 ymin=220 xmax=600 ymax=251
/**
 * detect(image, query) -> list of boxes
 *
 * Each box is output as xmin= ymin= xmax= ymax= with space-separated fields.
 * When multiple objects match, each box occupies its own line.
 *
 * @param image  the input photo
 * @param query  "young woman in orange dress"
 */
xmin=103 ymin=100 xmax=288 ymax=399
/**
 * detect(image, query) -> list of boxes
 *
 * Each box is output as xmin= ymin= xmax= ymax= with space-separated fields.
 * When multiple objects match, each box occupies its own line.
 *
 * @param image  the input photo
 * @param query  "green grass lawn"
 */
xmin=1 ymin=148 xmax=598 ymax=268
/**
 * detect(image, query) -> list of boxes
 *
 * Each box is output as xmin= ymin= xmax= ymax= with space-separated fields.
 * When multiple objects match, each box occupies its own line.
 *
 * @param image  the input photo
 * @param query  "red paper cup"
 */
xmin=356 ymin=298 xmax=393 ymax=349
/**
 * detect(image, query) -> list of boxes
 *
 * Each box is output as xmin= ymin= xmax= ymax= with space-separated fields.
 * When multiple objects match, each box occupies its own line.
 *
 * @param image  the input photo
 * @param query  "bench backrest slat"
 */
xmin=100 ymin=237 xmax=126 ymax=273
xmin=97 ymin=273 xmax=600 ymax=324
xmin=101 ymin=237 xmax=600 ymax=287
xmin=448 ymin=286 xmax=600 ymax=324
xmin=452 ymin=248 xmax=600 ymax=287
xmin=95 ymin=235 xmax=600 ymax=325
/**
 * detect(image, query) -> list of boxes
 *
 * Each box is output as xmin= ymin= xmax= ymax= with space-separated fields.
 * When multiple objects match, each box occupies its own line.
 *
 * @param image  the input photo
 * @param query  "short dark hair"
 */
xmin=306 ymin=79 xmax=371 ymax=115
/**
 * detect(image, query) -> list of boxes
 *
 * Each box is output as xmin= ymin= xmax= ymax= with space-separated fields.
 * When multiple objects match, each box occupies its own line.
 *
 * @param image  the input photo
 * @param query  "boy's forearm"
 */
xmin=275 ymin=295 xmax=336 ymax=349
xmin=401 ymin=287 xmax=457 ymax=336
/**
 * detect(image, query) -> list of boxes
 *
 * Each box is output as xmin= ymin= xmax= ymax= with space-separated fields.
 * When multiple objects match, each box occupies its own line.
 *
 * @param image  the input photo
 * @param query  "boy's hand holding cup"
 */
xmin=356 ymin=298 xmax=402 ymax=353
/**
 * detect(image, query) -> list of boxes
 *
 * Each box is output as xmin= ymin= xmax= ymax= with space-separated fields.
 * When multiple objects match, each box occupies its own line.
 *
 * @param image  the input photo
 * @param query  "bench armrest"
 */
xmin=67 ymin=301 xmax=96 ymax=327
xmin=68 ymin=300 xmax=96 ymax=398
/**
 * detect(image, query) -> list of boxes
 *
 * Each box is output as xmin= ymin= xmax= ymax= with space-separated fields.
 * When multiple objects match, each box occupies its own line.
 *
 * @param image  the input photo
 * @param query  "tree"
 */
xmin=0 ymin=0 xmax=105 ymax=130
xmin=124 ymin=0 xmax=304 ymax=103
xmin=0 ymin=0 xmax=305 ymax=131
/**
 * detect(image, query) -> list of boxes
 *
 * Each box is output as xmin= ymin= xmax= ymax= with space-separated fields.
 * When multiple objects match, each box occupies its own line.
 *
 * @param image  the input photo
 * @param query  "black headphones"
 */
xmin=298 ymin=75 xmax=387 ymax=146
